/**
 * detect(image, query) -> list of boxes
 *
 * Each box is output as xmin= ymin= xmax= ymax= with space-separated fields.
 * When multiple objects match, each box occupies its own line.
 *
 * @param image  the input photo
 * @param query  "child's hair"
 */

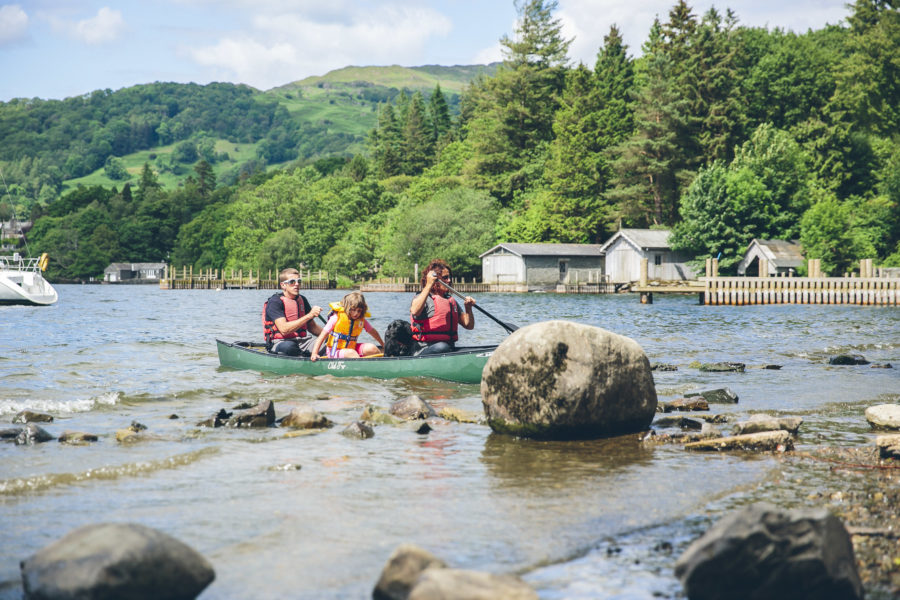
xmin=341 ymin=291 xmax=367 ymax=313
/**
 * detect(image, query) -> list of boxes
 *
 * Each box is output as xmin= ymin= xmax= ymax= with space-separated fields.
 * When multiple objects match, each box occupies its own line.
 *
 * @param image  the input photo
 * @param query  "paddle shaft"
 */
xmin=438 ymin=278 xmax=518 ymax=334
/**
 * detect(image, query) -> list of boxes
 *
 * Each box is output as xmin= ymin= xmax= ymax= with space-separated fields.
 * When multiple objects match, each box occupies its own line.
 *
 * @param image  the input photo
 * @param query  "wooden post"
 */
xmin=705 ymin=258 xmax=712 ymax=278
xmin=711 ymin=258 xmax=719 ymax=278
xmin=640 ymin=257 xmax=648 ymax=287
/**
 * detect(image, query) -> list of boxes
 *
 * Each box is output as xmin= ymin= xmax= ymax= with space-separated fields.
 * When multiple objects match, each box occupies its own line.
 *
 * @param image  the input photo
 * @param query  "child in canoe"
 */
xmin=310 ymin=291 xmax=384 ymax=361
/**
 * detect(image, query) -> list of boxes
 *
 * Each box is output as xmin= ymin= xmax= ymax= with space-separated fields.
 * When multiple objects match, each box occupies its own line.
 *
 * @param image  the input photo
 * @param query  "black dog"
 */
xmin=383 ymin=319 xmax=415 ymax=357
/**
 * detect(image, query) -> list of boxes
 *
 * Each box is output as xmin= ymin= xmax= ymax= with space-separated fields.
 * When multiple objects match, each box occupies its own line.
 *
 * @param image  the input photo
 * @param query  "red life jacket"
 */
xmin=262 ymin=294 xmax=307 ymax=345
xmin=411 ymin=294 xmax=459 ymax=343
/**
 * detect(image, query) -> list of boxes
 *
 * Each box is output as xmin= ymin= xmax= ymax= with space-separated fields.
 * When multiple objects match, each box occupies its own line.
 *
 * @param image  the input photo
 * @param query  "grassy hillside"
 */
xmin=58 ymin=63 xmax=497 ymax=194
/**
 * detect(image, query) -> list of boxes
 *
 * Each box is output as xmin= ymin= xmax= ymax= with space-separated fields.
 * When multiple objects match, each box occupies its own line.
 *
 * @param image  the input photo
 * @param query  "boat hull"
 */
xmin=217 ymin=340 xmax=495 ymax=384
xmin=0 ymin=271 xmax=58 ymax=306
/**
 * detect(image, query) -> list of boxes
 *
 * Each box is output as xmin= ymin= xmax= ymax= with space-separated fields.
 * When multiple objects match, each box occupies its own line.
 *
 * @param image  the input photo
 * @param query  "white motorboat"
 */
xmin=0 ymin=253 xmax=58 ymax=306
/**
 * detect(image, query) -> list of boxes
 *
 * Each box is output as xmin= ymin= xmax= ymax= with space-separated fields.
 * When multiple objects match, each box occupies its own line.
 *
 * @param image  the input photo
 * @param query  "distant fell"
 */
xmin=273 ymin=63 xmax=500 ymax=95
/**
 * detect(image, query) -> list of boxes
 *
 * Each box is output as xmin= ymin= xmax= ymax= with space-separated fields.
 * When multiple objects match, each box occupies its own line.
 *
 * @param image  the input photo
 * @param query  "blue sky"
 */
xmin=1 ymin=0 xmax=851 ymax=101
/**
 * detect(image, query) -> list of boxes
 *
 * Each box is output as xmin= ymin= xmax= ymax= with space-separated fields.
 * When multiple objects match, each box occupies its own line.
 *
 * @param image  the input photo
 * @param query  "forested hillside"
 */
xmin=9 ymin=0 xmax=900 ymax=283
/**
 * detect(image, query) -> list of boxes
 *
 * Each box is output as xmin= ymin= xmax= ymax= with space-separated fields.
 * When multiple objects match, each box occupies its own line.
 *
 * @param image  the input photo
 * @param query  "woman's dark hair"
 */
xmin=420 ymin=258 xmax=451 ymax=288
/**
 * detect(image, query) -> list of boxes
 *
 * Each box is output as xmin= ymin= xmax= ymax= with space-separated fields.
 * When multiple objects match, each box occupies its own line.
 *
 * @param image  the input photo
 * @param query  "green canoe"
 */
xmin=216 ymin=340 xmax=496 ymax=384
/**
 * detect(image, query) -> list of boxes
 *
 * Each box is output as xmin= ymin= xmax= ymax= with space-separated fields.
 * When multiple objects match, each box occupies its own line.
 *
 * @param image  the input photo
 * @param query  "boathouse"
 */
xmin=104 ymin=262 xmax=167 ymax=282
xmin=736 ymin=239 xmax=804 ymax=276
xmin=479 ymin=243 xmax=605 ymax=291
xmin=599 ymin=229 xmax=696 ymax=284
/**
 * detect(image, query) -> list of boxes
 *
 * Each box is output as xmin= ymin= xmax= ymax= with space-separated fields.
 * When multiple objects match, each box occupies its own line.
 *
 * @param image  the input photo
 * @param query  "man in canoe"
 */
xmin=262 ymin=268 xmax=325 ymax=356
xmin=410 ymin=258 xmax=475 ymax=355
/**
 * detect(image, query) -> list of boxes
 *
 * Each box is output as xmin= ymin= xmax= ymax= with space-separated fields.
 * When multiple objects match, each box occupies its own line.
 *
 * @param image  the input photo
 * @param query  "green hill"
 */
xmin=0 ymin=63 xmax=497 ymax=210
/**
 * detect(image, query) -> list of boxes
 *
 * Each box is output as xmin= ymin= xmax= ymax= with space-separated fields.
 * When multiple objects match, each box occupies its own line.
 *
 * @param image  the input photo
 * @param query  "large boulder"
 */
xmin=20 ymin=522 xmax=215 ymax=600
xmin=481 ymin=321 xmax=657 ymax=439
xmin=674 ymin=503 xmax=862 ymax=600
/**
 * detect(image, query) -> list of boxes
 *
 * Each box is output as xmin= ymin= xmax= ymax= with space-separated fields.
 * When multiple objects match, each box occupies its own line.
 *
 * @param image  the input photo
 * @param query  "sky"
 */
xmin=0 ymin=0 xmax=852 ymax=102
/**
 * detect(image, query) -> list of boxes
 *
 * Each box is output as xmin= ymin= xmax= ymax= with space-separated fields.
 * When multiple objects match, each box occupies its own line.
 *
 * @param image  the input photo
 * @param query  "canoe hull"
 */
xmin=216 ymin=340 xmax=494 ymax=384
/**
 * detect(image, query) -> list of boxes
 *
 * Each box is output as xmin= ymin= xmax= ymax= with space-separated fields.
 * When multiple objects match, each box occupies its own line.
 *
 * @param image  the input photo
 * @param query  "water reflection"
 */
xmin=480 ymin=433 xmax=654 ymax=490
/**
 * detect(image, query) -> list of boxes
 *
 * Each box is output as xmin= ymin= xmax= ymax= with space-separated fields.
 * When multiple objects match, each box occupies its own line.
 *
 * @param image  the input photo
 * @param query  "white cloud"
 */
xmin=0 ymin=4 xmax=29 ymax=45
xmin=72 ymin=7 xmax=125 ymax=45
xmin=187 ymin=3 xmax=453 ymax=89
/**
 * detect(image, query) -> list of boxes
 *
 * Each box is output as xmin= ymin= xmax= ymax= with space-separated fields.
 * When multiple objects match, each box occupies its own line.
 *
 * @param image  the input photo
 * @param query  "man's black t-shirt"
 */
xmin=265 ymin=293 xmax=312 ymax=333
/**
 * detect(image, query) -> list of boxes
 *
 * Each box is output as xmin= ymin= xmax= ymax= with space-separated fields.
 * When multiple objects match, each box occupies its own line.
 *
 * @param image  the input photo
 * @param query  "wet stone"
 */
xmin=0 ymin=427 xmax=23 ymax=441
xmin=650 ymin=362 xmax=678 ymax=371
xmin=654 ymin=415 xmax=705 ymax=430
xmin=13 ymin=411 xmax=54 ymax=424
xmin=58 ymin=431 xmax=99 ymax=444
xmin=698 ymin=362 xmax=745 ymax=372
xmin=829 ymin=354 xmax=870 ymax=365
xmin=373 ymin=543 xmax=447 ymax=600
xmin=341 ymin=421 xmax=374 ymax=439
xmin=227 ymin=399 xmax=275 ymax=428
xmin=15 ymin=423 xmax=55 ymax=445
xmin=732 ymin=415 xmax=803 ymax=436
xmin=686 ymin=387 xmax=739 ymax=404
xmin=684 ymin=430 xmax=793 ymax=452
xmin=280 ymin=407 xmax=333 ymax=429
xmin=762 ymin=364 xmax=783 ymax=370
xmin=658 ymin=397 xmax=709 ymax=413
xmin=390 ymin=395 xmax=437 ymax=420
xmin=875 ymin=435 xmax=900 ymax=459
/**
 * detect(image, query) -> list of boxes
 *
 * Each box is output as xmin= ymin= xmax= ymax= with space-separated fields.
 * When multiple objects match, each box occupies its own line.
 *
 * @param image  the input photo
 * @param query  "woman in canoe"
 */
xmin=410 ymin=258 xmax=475 ymax=355
xmin=310 ymin=291 xmax=384 ymax=361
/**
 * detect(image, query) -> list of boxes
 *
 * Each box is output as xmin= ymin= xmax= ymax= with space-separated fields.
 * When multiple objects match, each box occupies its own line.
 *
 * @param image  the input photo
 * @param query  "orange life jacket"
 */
xmin=411 ymin=294 xmax=459 ymax=343
xmin=262 ymin=294 xmax=307 ymax=347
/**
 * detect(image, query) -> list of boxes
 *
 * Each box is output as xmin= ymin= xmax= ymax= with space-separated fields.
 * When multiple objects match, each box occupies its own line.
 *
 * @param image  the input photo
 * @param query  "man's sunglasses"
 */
xmin=282 ymin=278 xmax=301 ymax=285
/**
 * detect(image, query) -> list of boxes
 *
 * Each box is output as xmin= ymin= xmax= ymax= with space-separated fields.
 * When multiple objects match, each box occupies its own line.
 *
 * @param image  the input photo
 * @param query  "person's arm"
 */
xmin=459 ymin=297 xmax=475 ymax=330
xmin=364 ymin=320 xmax=384 ymax=348
xmin=274 ymin=301 xmax=322 ymax=335
xmin=410 ymin=271 xmax=439 ymax=317
xmin=310 ymin=314 xmax=336 ymax=361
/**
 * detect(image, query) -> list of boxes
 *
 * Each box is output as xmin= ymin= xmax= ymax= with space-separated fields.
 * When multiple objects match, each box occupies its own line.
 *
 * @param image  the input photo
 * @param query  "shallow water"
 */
xmin=1 ymin=285 xmax=898 ymax=599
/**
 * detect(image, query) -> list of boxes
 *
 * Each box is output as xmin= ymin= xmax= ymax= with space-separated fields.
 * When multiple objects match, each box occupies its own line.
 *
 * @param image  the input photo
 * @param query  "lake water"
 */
xmin=1 ymin=285 xmax=898 ymax=599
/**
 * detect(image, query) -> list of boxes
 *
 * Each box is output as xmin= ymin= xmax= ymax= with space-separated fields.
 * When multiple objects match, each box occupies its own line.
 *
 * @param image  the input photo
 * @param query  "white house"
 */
xmin=736 ymin=239 xmax=804 ymax=276
xmin=599 ymin=229 xmax=697 ymax=283
xmin=104 ymin=262 xmax=166 ymax=282
xmin=479 ymin=243 xmax=605 ymax=291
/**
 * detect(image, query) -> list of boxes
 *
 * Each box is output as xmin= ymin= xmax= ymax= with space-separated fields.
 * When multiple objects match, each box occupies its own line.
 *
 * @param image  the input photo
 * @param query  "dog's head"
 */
xmin=383 ymin=319 xmax=414 ymax=357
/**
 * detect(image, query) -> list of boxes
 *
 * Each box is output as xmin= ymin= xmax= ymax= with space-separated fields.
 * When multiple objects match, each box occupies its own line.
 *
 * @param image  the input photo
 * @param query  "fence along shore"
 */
xmin=159 ymin=258 xmax=899 ymax=305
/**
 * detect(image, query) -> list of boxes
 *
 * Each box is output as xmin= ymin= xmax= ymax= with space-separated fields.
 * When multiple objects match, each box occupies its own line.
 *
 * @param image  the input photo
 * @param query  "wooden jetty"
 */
xmin=359 ymin=278 xmax=529 ymax=293
xmin=159 ymin=265 xmax=332 ymax=290
xmin=633 ymin=257 xmax=900 ymax=306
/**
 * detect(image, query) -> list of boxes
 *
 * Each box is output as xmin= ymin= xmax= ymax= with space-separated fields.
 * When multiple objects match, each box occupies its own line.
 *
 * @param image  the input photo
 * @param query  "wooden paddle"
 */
xmin=439 ymin=278 xmax=519 ymax=334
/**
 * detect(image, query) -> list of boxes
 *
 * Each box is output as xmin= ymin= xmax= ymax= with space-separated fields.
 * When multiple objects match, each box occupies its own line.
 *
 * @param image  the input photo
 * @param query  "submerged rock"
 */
xmin=279 ymin=406 xmax=333 ymax=429
xmin=698 ymin=362 xmax=745 ymax=372
xmin=658 ymin=397 xmax=709 ymax=413
xmin=0 ymin=427 xmax=23 ymax=441
xmin=731 ymin=415 xmax=803 ymax=435
xmin=360 ymin=405 xmax=405 ymax=425
xmin=15 ymin=423 xmax=54 ymax=445
xmin=674 ymin=503 xmax=863 ymax=600
xmin=684 ymin=430 xmax=793 ymax=452
xmin=196 ymin=409 xmax=232 ymax=428
xmin=685 ymin=387 xmax=739 ymax=404
xmin=409 ymin=569 xmax=538 ymax=600
xmin=341 ymin=421 xmax=374 ymax=439
xmin=58 ymin=431 xmax=99 ymax=444
xmin=373 ymin=543 xmax=447 ymax=600
xmin=12 ymin=410 xmax=53 ymax=424
xmin=390 ymin=395 xmax=437 ymax=420
xmin=875 ymin=434 xmax=900 ymax=459
xmin=227 ymin=399 xmax=275 ymax=428
xmin=21 ymin=522 xmax=215 ymax=600
xmin=438 ymin=407 xmax=484 ymax=424
xmin=829 ymin=354 xmax=870 ymax=366
xmin=481 ymin=320 xmax=657 ymax=439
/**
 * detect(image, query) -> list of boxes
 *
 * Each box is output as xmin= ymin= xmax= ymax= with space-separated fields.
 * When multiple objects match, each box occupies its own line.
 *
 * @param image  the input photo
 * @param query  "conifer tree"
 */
xmin=463 ymin=0 xmax=571 ymax=202
xmin=428 ymin=84 xmax=453 ymax=146
xmin=402 ymin=92 xmax=433 ymax=176
xmin=370 ymin=104 xmax=402 ymax=179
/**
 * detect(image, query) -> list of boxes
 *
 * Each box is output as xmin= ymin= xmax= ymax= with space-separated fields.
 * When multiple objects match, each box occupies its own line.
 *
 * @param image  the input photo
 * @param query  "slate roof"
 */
xmin=479 ymin=243 xmax=605 ymax=258
xmin=598 ymin=229 xmax=672 ymax=252
xmin=750 ymin=239 xmax=804 ymax=267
